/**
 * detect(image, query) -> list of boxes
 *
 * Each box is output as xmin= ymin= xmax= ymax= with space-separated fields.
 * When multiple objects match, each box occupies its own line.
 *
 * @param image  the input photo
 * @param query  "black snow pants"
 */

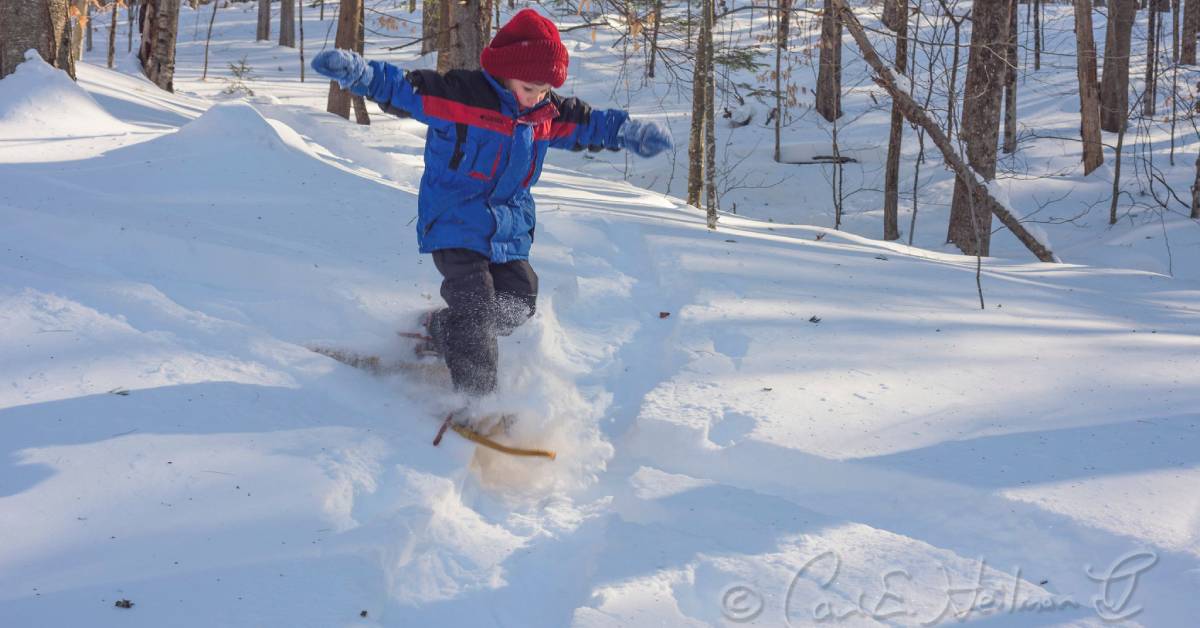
xmin=427 ymin=248 xmax=538 ymax=396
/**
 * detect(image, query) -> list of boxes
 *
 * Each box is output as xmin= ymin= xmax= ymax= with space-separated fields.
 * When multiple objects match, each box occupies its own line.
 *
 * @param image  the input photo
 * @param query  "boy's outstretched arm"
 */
xmin=311 ymin=49 xmax=446 ymax=128
xmin=548 ymin=96 xmax=673 ymax=158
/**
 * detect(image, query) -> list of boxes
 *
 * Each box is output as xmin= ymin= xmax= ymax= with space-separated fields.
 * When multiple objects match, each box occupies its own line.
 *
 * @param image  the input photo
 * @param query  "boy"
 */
xmin=312 ymin=9 xmax=672 ymax=399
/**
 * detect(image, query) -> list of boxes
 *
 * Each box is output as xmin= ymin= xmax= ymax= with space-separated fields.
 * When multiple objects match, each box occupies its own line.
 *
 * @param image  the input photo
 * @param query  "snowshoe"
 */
xmin=308 ymin=345 xmax=450 ymax=387
xmin=432 ymin=408 xmax=555 ymax=460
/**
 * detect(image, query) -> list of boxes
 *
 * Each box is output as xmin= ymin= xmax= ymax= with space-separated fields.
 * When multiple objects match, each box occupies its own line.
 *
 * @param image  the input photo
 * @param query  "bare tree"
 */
xmin=1173 ymin=0 xmax=1181 ymax=63
xmin=947 ymin=0 xmax=1010 ymax=257
xmin=1192 ymin=151 xmax=1200 ymax=218
xmin=1100 ymin=0 xmax=1137 ymax=132
xmin=1145 ymin=0 xmax=1161 ymax=116
xmin=128 ymin=0 xmax=136 ymax=53
xmin=1 ymin=0 xmax=75 ymax=80
xmin=934 ymin=0 xmax=966 ymax=139
xmin=688 ymin=0 xmax=709 ymax=208
xmin=882 ymin=0 xmax=904 ymax=32
xmin=422 ymin=0 xmax=438 ymax=55
xmin=352 ymin=0 xmax=369 ymax=125
xmin=437 ymin=0 xmax=491 ymax=73
xmin=69 ymin=0 xmax=84 ymax=62
xmin=298 ymin=0 xmax=305 ymax=81
xmin=1075 ymin=0 xmax=1104 ymax=174
xmin=774 ymin=0 xmax=792 ymax=163
xmin=1184 ymin=0 xmax=1199 ymax=64
xmin=1003 ymin=0 xmax=1019 ymax=154
xmin=648 ymin=0 xmax=664 ymax=79
xmin=832 ymin=0 xmax=1056 ymax=263
xmin=257 ymin=0 xmax=270 ymax=41
xmin=816 ymin=0 xmax=842 ymax=121
xmin=280 ymin=0 xmax=295 ymax=48
xmin=203 ymin=0 xmax=219 ymax=79
xmin=883 ymin=0 xmax=908 ymax=240
xmin=1034 ymin=0 xmax=1042 ymax=70
xmin=703 ymin=0 xmax=717 ymax=226
xmin=108 ymin=0 xmax=118 ymax=68
xmin=139 ymin=0 xmax=181 ymax=91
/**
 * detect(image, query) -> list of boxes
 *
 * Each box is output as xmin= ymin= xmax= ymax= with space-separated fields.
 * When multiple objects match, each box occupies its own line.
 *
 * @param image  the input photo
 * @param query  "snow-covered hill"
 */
xmin=1 ymin=3 xmax=1198 ymax=627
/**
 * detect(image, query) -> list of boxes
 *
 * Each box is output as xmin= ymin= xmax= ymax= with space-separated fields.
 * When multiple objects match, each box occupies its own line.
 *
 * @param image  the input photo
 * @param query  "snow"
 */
xmin=1 ymin=2 xmax=1198 ymax=627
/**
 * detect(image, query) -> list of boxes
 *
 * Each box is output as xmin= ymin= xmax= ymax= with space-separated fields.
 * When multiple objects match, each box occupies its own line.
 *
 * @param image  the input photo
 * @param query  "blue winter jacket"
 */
xmin=352 ymin=61 xmax=630 ymax=263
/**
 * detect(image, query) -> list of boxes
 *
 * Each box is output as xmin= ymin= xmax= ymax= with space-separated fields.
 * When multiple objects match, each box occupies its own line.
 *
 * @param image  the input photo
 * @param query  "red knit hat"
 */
xmin=480 ymin=9 xmax=569 ymax=88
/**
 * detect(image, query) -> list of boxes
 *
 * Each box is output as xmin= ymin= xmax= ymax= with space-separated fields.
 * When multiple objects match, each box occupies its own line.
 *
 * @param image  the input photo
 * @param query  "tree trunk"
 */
xmin=947 ymin=0 xmax=1010 ymax=257
xmin=1003 ymin=0 xmax=1019 ymax=154
xmin=298 ymin=0 xmax=305 ymax=81
xmin=1110 ymin=122 xmax=1127 ymax=223
xmin=1192 ymin=151 xmax=1200 ymax=218
xmin=139 ymin=0 xmax=180 ymax=92
xmin=1100 ymin=0 xmax=1137 ymax=131
xmin=882 ymin=0 xmax=903 ymax=32
xmin=108 ymin=0 xmax=118 ymax=68
xmin=203 ymin=0 xmax=218 ymax=79
xmin=815 ymin=0 xmax=842 ymax=122
xmin=703 ymin=0 xmax=717 ymax=226
xmin=438 ymin=0 xmax=490 ymax=73
xmin=1173 ymin=0 xmax=1181 ymax=63
xmin=1145 ymin=2 xmax=1161 ymax=116
xmin=1034 ymin=0 xmax=1042 ymax=70
xmin=70 ymin=0 xmax=84 ymax=62
xmin=352 ymin=0 xmax=369 ymax=125
xmin=85 ymin=0 xmax=92 ymax=52
xmin=0 ymin=0 xmax=74 ymax=79
xmin=422 ymin=0 xmax=438 ymax=55
xmin=128 ymin=0 xmax=136 ymax=53
xmin=774 ymin=0 xmax=791 ymax=163
xmin=326 ymin=0 xmax=361 ymax=119
xmin=1075 ymin=0 xmax=1105 ymax=174
xmin=832 ymin=0 xmax=1056 ymax=263
xmin=883 ymin=0 xmax=907 ymax=241
xmin=947 ymin=17 xmax=962 ymax=139
xmin=647 ymin=0 xmax=664 ymax=79
xmin=1184 ymin=0 xmax=1199 ymax=64
xmin=279 ymin=0 xmax=295 ymax=47
xmin=687 ymin=0 xmax=707 ymax=208
xmin=257 ymin=0 xmax=270 ymax=41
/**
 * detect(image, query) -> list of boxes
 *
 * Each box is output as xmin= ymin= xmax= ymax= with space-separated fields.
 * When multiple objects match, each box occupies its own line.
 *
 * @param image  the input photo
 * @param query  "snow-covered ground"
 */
xmin=1 ymin=2 xmax=1198 ymax=626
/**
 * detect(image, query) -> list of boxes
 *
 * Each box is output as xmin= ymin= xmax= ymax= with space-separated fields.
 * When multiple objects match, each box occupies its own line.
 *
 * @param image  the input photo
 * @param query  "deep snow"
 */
xmin=1 ymin=2 xmax=1198 ymax=627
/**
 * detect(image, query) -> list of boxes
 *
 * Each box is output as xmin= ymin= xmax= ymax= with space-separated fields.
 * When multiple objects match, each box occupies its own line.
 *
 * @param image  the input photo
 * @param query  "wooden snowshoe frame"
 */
xmin=433 ymin=412 xmax=557 ymax=460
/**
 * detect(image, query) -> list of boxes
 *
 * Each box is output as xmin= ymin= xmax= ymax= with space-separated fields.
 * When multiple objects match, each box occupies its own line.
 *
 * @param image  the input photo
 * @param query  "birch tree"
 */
xmin=1002 ymin=0 xmax=1018 ymax=154
xmin=139 ymin=0 xmax=181 ymax=92
xmin=688 ymin=0 xmax=709 ymax=208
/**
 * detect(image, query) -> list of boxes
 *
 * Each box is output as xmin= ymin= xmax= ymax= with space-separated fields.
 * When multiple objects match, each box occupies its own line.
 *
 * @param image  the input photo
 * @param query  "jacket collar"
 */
xmin=482 ymin=70 xmax=559 ymax=124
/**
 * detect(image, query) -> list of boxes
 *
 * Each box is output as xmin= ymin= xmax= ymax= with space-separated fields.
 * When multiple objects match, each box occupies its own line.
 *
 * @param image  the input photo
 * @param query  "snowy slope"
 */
xmin=2 ymin=3 xmax=1199 ymax=627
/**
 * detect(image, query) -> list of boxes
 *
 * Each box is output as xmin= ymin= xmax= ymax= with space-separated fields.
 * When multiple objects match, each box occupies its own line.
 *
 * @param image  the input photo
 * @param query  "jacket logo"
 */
xmin=479 ymin=113 xmax=510 ymax=125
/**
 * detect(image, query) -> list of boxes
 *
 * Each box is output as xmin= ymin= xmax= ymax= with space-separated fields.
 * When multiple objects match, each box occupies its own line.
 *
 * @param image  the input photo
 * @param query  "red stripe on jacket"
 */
xmin=422 ymin=95 xmax=515 ymax=135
